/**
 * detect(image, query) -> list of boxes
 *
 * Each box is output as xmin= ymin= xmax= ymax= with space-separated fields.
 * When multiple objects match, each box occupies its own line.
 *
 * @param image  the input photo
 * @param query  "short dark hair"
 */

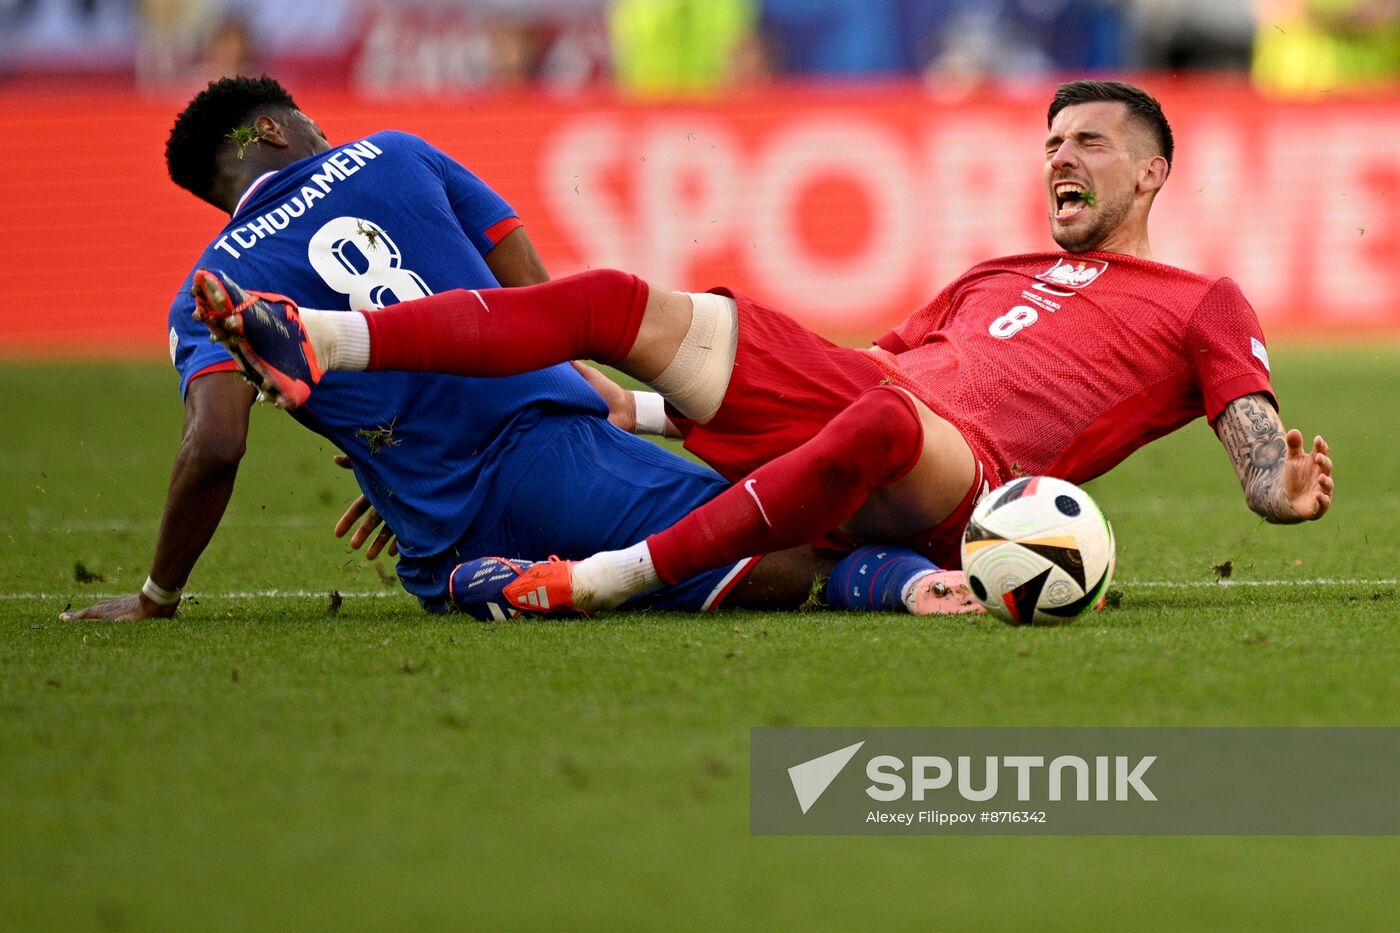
xmin=1048 ymin=80 xmax=1173 ymax=169
xmin=165 ymin=75 xmax=299 ymax=202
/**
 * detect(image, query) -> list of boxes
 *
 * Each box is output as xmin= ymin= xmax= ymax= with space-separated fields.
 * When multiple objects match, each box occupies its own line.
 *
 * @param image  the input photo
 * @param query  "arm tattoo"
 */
xmin=1214 ymin=393 xmax=1292 ymax=522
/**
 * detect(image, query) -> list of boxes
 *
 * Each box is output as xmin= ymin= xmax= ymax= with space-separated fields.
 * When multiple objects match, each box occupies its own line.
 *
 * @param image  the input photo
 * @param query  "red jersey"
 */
xmin=870 ymin=251 xmax=1276 ymax=487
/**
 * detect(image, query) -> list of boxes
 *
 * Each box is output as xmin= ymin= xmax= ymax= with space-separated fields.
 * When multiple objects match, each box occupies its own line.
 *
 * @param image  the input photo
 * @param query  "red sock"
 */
xmin=362 ymin=269 xmax=649 ymax=375
xmin=647 ymin=386 xmax=925 ymax=584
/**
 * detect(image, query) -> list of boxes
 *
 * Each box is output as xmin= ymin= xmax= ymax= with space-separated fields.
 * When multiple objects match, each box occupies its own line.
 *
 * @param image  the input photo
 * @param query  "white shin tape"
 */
xmin=647 ymin=292 xmax=737 ymax=425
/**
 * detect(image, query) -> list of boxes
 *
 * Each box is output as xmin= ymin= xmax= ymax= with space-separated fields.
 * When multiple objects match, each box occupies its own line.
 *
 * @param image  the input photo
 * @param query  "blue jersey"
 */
xmin=168 ymin=131 xmax=608 ymax=558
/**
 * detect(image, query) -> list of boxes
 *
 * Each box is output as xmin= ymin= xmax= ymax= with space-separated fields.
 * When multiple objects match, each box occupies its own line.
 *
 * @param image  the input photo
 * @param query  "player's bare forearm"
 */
xmin=1213 ymin=393 xmax=1333 ymax=524
xmin=140 ymin=374 xmax=254 ymax=602
xmin=1214 ymin=394 xmax=1284 ymax=516
xmin=61 ymin=373 xmax=255 ymax=621
xmin=149 ymin=420 xmax=245 ymax=584
xmin=569 ymin=362 xmax=680 ymax=436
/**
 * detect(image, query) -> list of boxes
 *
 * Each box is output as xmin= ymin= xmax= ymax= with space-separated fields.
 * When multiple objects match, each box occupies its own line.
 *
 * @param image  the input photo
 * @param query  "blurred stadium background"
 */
xmin=4 ymin=0 xmax=1400 ymax=355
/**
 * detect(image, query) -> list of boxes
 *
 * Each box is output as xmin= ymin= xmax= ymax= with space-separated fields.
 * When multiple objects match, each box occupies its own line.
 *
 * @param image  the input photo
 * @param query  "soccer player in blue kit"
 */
xmin=60 ymin=75 xmax=867 ymax=622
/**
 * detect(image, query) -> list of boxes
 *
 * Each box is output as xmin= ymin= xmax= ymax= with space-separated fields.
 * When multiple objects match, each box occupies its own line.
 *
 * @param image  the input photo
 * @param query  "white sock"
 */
xmin=298 ymin=309 xmax=370 ymax=371
xmin=569 ymin=541 xmax=660 ymax=610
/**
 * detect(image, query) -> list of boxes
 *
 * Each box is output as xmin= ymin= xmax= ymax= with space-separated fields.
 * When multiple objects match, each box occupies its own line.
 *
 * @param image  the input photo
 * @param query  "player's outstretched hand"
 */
xmin=570 ymin=361 xmax=636 ymax=432
xmin=1282 ymin=430 xmax=1333 ymax=521
xmin=333 ymin=455 xmax=397 ymax=559
xmin=59 ymin=593 xmax=177 ymax=622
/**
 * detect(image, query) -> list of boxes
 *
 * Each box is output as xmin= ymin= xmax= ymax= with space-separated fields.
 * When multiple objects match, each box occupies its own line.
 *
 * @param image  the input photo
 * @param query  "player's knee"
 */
xmin=572 ymin=268 xmax=642 ymax=301
xmin=567 ymin=268 xmax=649 ymax=361
xmin=571 ymin=268 xmax=645 ymax=324
xmin=818 ymin=385 xmax=925 ymax=487
xmin=840 ymin=385 xmax=924 ymax=450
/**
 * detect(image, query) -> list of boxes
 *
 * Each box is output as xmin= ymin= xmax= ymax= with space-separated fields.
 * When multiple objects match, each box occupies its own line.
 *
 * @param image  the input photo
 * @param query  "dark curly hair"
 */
xmin=165 ymin=75 xmax=299 ymax=203
xmin=1048 ymin=80 xmax=1173 ymax=171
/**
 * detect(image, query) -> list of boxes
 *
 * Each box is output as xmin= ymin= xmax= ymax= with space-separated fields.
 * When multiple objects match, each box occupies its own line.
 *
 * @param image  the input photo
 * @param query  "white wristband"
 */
xmin=632 ymin=391 xmax=670 ymax=436
xmin=141 ymin=575 xmax=183 ymax=607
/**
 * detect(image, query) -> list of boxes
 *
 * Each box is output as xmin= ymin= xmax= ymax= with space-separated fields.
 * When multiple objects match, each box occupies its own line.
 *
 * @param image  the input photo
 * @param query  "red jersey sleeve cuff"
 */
xmin=1207 ymin=373 xmax=1277 ymax=423
xmin=483 ymin=216 xmax=523 ymax=248
xmin=189 ymin=359 xmax=241 ymax=383
xmin=874 ymin=331 xmax=911 ymax=354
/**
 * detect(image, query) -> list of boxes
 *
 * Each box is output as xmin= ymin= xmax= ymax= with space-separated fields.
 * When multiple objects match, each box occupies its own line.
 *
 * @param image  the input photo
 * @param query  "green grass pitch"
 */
xmin=2 ymin=349 xmax=1397 ymax=930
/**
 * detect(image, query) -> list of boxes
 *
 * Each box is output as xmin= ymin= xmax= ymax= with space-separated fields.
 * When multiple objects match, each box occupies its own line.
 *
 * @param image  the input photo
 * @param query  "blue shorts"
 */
xmin=396 ymin=417 xmax=752 ymax=613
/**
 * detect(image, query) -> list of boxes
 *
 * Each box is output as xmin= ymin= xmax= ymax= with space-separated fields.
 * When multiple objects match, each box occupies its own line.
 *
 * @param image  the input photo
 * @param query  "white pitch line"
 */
xmin=1120 ymin=578 xmax=1397 ymax=589
xmin=1 ymin=579 xmax=1395 ymax=602
xmin=0 ymin=589 xmax=408 ymax=601
xmin=20 ymin=515 xmax=339 ymax=533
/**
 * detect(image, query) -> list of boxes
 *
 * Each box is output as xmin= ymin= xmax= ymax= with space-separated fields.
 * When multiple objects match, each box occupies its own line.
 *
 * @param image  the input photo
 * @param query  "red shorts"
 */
xmin=669 ymin=289 xmax=887 ymax=480
xmin=669 ymin=290 xmax=998 ymax=569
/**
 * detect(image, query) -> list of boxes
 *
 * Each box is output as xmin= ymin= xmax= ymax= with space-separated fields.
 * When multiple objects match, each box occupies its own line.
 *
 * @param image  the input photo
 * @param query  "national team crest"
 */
xmin=1036 ymin=258 xmax=1109 ymax=289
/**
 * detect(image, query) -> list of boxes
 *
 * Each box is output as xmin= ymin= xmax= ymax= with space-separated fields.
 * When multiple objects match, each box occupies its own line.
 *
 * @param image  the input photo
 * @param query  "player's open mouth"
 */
xmin=1054 ymin=181 xmax=1091 ymax=220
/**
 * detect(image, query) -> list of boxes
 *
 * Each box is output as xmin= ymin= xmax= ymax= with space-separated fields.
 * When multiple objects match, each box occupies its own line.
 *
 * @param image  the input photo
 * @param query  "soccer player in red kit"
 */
xmin=196 ymin=80 xmax=1334 ymax=616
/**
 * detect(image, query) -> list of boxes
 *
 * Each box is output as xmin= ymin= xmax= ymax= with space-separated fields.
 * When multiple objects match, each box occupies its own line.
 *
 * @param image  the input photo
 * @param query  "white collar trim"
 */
xmin=233 ymin=170 xmax=279 ymax=217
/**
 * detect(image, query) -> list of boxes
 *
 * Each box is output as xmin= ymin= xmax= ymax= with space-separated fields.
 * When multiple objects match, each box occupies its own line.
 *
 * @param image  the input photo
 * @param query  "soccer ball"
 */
xmin=960 ymin=476 xmax=1115 ymax=626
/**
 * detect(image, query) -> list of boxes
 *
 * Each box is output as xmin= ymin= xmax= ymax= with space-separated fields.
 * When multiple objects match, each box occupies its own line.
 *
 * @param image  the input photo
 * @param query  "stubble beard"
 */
xmin=1051 ymin=190 xmax=1132 ymax=254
